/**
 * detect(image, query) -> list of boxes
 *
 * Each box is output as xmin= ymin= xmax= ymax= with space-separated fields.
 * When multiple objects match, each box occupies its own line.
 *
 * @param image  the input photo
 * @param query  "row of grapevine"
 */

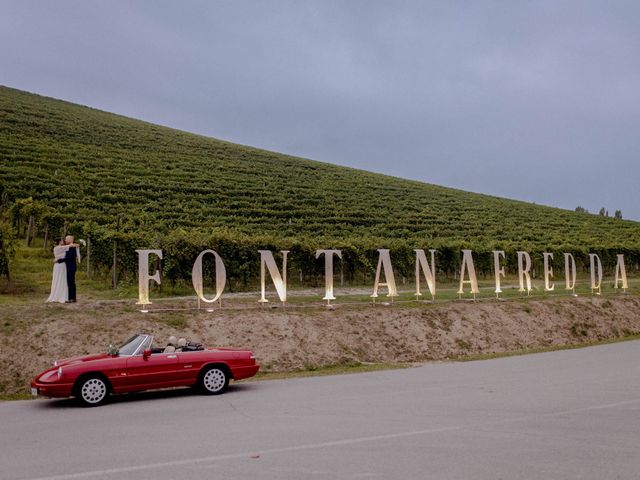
xmin=11 ymin=209 xmax=638 ymax=290
xmin=1 ymin=85 xmax=639 ymax=291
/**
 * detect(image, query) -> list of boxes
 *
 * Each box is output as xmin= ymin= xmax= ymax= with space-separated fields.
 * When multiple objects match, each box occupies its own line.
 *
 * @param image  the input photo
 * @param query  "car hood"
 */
xmin=55 ymin=353 xmax=112 ymax=366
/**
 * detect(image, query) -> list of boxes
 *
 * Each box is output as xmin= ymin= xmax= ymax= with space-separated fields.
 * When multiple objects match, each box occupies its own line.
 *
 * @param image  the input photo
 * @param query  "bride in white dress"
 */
xmin=46 ymin=239 xmax=69 ymax=303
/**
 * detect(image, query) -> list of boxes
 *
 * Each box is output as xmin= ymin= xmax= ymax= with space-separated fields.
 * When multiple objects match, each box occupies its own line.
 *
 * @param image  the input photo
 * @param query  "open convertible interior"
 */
xmin=115 ymin=334 xmax=204 ymax=356
xmin=151 ymin=336 xmax=204 ymax=354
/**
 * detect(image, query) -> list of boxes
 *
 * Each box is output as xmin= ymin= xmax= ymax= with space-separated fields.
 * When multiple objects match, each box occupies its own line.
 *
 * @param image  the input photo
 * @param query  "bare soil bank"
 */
xmin=2 ymin=295 xmax=639 ymax=397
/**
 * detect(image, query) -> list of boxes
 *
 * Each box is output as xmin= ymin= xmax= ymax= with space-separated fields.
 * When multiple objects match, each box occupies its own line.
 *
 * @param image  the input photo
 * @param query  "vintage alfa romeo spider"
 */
xmin=31 ymin=334 xmax=260 ymax=406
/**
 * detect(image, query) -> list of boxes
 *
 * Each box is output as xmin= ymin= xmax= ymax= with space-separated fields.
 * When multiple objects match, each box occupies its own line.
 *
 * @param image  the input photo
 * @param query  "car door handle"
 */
xmin=167 ymin=355 xmax=177 ymax=359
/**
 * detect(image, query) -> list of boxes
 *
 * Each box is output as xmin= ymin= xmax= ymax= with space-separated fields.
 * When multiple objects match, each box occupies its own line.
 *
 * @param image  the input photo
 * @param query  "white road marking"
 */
xmin=24 ymin=398 xmax=640 ymax=480
xmin=545 ymin=398 xmax=640 ymax=416
xmin=26 ymin=426 xmax=462 ymax=480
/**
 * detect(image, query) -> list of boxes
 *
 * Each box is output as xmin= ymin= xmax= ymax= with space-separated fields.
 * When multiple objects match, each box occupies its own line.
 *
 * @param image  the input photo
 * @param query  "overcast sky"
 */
xmin=1 ymin=1 xmax=639 ymax=220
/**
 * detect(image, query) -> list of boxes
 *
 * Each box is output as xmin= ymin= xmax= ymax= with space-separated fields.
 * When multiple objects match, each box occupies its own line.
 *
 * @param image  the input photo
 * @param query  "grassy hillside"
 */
xmin=1 ymin=85 xmax=639 ymax=286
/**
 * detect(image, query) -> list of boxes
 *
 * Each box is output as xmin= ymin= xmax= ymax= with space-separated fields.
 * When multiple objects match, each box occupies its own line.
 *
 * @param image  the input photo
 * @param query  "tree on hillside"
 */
xmin=9 ymin=197 xmax=49 ymax=246
xmin=0 ymin=187 xmax=13 ymax=280
xmin=0 ymin=217 xmax=15 ymax=281
xmin=598 ymin=207 xmax=606 ymax=216
xmin=575 ymin=206 xmax=589 ymax=213
xmin=614 ymin=210 xmax=623 ymax=219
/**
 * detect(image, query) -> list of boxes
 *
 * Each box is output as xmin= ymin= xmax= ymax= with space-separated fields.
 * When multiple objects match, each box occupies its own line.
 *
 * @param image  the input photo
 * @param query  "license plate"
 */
xmin=31 ymin=388 xmax=38 ymax=397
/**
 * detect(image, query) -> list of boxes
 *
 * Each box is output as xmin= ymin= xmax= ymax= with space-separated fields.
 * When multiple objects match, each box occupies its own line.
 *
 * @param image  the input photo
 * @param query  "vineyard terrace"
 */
xmin=135 ymin=249 xmax=630 ymax=306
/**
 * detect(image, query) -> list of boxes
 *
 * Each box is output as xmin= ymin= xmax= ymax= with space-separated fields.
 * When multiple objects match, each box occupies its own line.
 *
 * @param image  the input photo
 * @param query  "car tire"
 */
xmin=199 ymin=365 xmax=229 ymax=395
xmin=77 ymin=376 xmax=110 ymax=407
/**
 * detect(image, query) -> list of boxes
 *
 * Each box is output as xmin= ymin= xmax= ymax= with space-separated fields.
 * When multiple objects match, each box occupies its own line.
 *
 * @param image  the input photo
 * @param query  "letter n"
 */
xmin=414 ymin=249 xmax=436 ymax=300
xmin=259 ymin=250 xmax=289 ymax=303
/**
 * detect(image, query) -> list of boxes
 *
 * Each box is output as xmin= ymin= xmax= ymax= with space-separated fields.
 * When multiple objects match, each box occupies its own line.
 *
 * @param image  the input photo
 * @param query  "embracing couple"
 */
xmin=46 ymin=235 xmax=80 ymax=304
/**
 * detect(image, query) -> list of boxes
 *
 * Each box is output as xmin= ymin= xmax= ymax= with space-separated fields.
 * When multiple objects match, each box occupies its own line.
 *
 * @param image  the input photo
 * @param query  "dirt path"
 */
xmin=2 ymin=295 xmax=640 ymax=397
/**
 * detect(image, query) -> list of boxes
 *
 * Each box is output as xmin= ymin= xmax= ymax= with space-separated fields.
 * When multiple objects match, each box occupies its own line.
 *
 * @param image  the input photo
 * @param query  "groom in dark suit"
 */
xmin=57 ymin=235 xmax=78 ymax=303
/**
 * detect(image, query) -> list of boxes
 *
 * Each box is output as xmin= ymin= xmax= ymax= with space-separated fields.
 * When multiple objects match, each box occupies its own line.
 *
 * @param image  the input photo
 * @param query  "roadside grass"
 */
xmin=251 ymin=362 xmax=414 ymax=382
xmin=0 ymin=393 xmax=32 ymax=401
xmin=450 ymin=333 xmax=640 ymax=362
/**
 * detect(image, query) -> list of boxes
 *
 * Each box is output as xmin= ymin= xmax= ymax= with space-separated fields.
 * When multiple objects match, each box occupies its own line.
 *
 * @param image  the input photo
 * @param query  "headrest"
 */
xmin=168 ymin=335 xmax=177 ymax=345
xmin=177 ymin=338 xmax=187 ymax=347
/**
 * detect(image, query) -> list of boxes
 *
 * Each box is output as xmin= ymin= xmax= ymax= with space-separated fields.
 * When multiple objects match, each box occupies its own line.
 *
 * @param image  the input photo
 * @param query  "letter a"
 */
xmin=371 ymin=249 xmax=398 ymax=299
xmin=614 ymin=254 xmax=628 ymax=291
xmin=457 ymin=250 xmax=479 ymax=297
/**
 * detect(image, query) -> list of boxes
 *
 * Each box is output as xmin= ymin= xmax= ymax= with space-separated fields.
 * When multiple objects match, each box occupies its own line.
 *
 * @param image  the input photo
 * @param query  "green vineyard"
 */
xmin=1 ymin=85 xmax=639 ymax=288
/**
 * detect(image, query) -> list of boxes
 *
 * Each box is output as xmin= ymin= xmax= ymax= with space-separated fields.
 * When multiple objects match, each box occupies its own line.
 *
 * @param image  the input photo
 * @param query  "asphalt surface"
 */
xmin=2 ymin=341 xmax=640 ymax=480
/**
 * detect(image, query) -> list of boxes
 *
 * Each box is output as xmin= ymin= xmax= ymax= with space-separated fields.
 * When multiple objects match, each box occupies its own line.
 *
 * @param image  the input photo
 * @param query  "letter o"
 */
xmin=192 ymin=249 xmax=226 ymax=303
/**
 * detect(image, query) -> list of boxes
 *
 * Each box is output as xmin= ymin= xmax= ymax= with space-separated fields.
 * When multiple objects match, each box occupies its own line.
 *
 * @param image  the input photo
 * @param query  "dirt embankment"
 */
xmin=2 ymin=295 xmax=640 ymax=396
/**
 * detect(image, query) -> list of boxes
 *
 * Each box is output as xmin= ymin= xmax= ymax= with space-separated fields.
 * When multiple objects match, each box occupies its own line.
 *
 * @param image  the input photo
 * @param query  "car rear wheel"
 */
xmin=77 ymin=376 xmax=109 ymax=407
xmin=199 ymin=366 xmax=229 ymax=395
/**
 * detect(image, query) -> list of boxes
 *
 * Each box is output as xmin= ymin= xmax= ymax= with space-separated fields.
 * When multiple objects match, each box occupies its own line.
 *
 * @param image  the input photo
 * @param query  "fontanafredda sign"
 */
xmin=135 ymin=249 xmax=630 ymax=307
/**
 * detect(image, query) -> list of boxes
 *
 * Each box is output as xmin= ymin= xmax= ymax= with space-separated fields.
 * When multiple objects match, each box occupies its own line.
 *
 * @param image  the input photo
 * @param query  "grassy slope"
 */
xmin=2 ymin=85 xmax=639 ymax=248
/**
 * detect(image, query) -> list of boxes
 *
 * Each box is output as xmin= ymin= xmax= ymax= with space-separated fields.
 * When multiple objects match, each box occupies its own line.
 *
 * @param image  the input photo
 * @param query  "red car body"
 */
xmin=31 ymin=334 xmax=259 ymax=405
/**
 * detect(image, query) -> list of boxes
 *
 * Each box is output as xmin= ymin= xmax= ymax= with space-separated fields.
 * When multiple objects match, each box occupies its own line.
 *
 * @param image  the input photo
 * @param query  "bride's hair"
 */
xmin=53 ymin=238 xmax=63 ymax=248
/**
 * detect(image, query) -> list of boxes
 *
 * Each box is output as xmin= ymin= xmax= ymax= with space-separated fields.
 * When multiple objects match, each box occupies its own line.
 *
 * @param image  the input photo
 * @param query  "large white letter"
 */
xmin=589 ymin=253 xmax=603 ymax=294
xmin=543 ymin=252 xmax=555 ymax=292
xmin=259 ymin=250 xmax=289 ymax=303
xmin=564 ymin=253 xmax=577 ymax=292
xmin=493 ymin=250 xmax=505 ymax=295
xmin=371 ymin=249 xmax=398 ymax=299
xmin=415 ymin=249 xmax=437 ymax=300
xmin=136 ymin=249 xmax=163 ymax=306
xmin=614 ymin=254 xmax=628 ymax=290
xmin=517 ymin=251 xmax=532 ymax=294
xmin=316 ymin=249 xmax=342 ymax=302
xmin=192 ymin=249 xmax=226 ymax=304
xmin=457 ymin=250 xmax=479 ymax=296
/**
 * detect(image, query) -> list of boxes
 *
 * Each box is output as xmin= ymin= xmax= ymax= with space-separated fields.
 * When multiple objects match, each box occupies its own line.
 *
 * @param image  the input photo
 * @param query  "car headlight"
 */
xmin=57 ymin=367 xmax=63 ymax=379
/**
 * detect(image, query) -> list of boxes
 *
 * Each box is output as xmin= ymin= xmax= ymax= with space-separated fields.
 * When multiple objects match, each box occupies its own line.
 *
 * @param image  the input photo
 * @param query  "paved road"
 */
xmin=2 ymin=341 xmax=640 ymax=480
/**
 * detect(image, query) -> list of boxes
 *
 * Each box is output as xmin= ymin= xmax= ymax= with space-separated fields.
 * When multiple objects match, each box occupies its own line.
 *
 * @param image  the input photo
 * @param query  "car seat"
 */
xmin=163 ymin=336 xmax=177 ymax=353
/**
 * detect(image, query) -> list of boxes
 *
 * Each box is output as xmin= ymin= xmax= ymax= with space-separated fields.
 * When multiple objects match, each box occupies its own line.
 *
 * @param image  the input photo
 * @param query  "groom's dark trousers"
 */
xmin=57 ymin=247 xmax=77 ymax=301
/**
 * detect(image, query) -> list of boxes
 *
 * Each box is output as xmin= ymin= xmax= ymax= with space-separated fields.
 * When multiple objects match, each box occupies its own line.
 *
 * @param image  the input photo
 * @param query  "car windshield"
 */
xmin=117 ymin=335 xmax=147 ymax=356
xmin=139 ymin=335 xmax=152 ymax=353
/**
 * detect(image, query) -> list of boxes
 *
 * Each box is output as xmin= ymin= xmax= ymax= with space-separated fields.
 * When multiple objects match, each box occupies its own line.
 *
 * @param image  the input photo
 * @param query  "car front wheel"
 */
xmin=77 ymin=376 xmax=109 ymax=407
xmin=199 ymin=366 xmax=229 ymax=395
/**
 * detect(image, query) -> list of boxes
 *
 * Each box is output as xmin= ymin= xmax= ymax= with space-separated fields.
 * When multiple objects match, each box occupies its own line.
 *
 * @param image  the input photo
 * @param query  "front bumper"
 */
xmin=31 ymin=379 xmax=74 ymax=398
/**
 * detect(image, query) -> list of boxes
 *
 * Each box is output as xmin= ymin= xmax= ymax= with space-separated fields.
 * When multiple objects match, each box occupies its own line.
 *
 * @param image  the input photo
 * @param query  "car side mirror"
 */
xmin=142 ymin=349 xmax=152 ymax=360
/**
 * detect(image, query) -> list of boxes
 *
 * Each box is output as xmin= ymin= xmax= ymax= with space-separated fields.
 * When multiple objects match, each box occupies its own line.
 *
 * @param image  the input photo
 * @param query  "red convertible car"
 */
xmin=31 ymin=334 xmax=260 ymax=406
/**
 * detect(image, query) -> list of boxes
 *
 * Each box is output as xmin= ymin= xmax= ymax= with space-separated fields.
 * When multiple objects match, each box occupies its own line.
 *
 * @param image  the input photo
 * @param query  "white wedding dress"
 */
xmin=46 ymin=246 xmax=69 ymax=303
